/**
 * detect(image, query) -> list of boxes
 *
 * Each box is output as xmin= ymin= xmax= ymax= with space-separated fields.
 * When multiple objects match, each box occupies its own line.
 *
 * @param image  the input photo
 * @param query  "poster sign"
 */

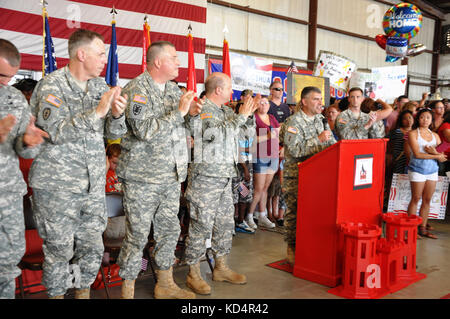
xmin=353 ymin=154 xmax=373 ymax=190
xmin=313 ymin=51 xmax=356 ymax=92
xmin=286 ymin=73 xmax=330 ymax=106
xmin=370 ymin=65 xmax=408 ymax=103
xmin=388 ymin=173 xmax=448 ymax=220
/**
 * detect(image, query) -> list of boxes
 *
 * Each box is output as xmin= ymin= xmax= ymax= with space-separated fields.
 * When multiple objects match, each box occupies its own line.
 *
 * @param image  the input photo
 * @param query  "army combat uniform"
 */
xmin=335 ymin=109 xmax=385 ymax=140
xmin=29 ymin=66 xmax=126 ymax=297
xmin=116 ymin=71 xmax=189 ymax=279
xmin=279 ymin=109 xmax=336 ymax=247
xmin=184 ymin=98 xmax=255 ymax=264
xmin=0 ymin=86 xmax=40 ymax=299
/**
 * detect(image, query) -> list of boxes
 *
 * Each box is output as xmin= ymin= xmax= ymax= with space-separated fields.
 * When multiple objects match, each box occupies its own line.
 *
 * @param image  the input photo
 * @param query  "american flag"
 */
xmin=0 ymin=0 xmax=206 ymax=87
xmin=286 ymin=60 xmax=298 ymax=74
xmin=238 ymin=182 xmax=250 ymax=198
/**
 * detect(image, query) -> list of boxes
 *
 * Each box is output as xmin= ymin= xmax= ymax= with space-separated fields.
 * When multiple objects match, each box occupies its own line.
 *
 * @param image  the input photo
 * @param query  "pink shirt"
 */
xmin=255 ymin=113 xmax=280 ymax=158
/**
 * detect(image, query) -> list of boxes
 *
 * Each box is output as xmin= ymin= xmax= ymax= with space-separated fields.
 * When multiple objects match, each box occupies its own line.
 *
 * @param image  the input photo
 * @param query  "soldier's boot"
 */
xmin=286 ymin=244 xmax=295 ymax=266
xmin=74 ymin=288 xmax=90 ymax=299
xmin=121 ymin=279 xmax=135 ymax=299
xmin=212 ymin=255 xmax=247 ymax=284
xmin=49 ymin=295 xmax=64 ymax=299
xmin=154 ymin=267 xmax=196 ymax=299
xmin=186 ymin=263 xmax=211 ymax=295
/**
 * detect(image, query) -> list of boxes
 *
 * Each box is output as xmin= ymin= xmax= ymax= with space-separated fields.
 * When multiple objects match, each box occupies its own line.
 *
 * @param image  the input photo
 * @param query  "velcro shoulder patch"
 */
xmin=45 ymin=94 xmax=62 ymax=108
xmin=132 ymin=94 xmax=147 ymax=104
xmin=338 ymin=118 xmax=347 ymax=124
xmin=287 ymin=126 xmax=298 ymax=134
xmin=201 ymin=113 xmax=212 ymax=120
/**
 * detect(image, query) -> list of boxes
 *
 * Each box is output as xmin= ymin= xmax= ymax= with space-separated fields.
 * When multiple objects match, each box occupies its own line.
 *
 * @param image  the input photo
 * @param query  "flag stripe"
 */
xmin=69 ymin=0 xmax=207 ymax=23
xmin=0 ymin=1 xmax=206 ymax=36
xmin=0 ymin=9 xmax=206 ymax=54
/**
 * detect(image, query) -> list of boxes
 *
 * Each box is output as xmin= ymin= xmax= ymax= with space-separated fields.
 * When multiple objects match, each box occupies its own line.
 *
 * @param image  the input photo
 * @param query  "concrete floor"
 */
xmin=21 ymin=217 xmax=450 ymax=300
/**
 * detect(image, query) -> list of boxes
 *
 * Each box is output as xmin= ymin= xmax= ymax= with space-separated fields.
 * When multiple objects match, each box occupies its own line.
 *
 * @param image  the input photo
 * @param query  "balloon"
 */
xmin=386 ymin=37 xmax=408 ymax=57
xmin=385 ymin=56 xmax=400 ymax=63
xmin=375 ymin=34 xmax=387 ymax=50
xmin=383 ymin=3 xmax=422 ymax=40
xmin=407 ymin=43 xmax=426 ymax=57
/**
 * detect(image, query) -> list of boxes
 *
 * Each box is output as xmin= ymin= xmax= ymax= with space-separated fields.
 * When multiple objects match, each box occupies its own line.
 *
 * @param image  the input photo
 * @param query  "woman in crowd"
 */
xmin=401 ymin=101 xmax=418 ymax=117
xmin=405 ymin=108 xmax=447 ymax=239
xmin=324 ymin=103 xmax=341 ymax=141
xmin=246 ymin=96 xmax=280 ymax=229
xmin=430 ymin=100 xmax=445 ymax=132
xmin=388 ymin=110 xmax=415 ymax=174
xmin=437 ymin=110 xmax=450 ymax=175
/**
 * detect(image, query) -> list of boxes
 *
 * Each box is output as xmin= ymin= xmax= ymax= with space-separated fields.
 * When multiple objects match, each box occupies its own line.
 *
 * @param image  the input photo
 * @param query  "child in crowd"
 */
xmin=106 ymin=143 xmax=122 ymax=193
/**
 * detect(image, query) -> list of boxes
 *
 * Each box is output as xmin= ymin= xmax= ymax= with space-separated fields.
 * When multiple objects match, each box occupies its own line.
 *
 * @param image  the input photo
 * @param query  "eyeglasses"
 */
xmin=271 ymin=88 xmax=283 ymax=92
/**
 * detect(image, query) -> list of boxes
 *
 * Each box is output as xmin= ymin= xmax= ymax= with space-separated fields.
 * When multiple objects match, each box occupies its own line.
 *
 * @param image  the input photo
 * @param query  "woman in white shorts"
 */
xmin=405 ymin=108 xmax=447 ymax=239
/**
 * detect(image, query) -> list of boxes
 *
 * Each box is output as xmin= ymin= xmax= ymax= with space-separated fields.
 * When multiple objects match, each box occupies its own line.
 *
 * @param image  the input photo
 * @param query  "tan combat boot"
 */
xmin=186 ymin=263 xmax=211 ymax=295
xmin=49 ymin=295 xmax=64 ymax=299
xmin=212 ymin=255 xmax=247 ymax=284
xmin=286 ymin=244 xmax=295 ymax=266
xmin=154 ymin=267 xmax=196 ymax=299
xmin=121 ymin=279 xmax=135 ymax=299
xmin=74 ymin=288 xmax=90 ymax=299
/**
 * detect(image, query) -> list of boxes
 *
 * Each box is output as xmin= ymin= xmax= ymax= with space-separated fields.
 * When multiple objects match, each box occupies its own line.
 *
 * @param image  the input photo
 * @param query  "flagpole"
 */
xmin=41 ymin=0 xmax=48 ymax=75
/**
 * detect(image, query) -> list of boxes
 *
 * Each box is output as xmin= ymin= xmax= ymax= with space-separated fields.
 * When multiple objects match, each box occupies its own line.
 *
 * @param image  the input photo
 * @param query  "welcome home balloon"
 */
xmin=383 ymin=3 xmax=422 ymax=40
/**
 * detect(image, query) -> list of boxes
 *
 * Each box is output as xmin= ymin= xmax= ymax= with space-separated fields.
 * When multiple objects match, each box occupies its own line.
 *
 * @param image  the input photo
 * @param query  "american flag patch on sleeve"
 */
xmin=133 ymin=94 xmax=147 ymax=104
xmin=45 ymin=94 xmax=62 ymax=108
xmin=287 ymin=126 xmax=298 ymax=134
xmin=201 ymin=113 xmax=212 ymax=120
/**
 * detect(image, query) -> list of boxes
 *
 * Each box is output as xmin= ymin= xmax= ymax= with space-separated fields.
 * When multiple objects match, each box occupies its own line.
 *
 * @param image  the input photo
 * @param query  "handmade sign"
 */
xmin=388 ymin=173 xmax=448 ymax=220
xmin=371 ymin=65 xmax=408 ymax=103
xmin=313 ymin=51 xmax=356 ymax=92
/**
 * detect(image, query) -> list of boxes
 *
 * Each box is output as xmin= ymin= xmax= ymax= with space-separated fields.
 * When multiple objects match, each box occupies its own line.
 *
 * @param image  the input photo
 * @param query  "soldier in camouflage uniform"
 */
xmin=279 ymin=86 xmax=336 ymax=266
xmin=116 ymin=41 xmax=199 ymax=299
xmin=0 ymin=39 xmax=48 ymax=299
xmin=29 ymin=30 xmax=127 ymax=299
xmin=183 ymin=72 xmax=257 ymax=295
xmin=335 ymin=87 xmax=385 ymax=140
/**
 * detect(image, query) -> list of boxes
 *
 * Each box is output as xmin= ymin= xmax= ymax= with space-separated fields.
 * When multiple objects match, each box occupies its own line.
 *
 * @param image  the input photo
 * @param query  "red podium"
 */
xmin=293 ymin=139 xmax=388 ymax=287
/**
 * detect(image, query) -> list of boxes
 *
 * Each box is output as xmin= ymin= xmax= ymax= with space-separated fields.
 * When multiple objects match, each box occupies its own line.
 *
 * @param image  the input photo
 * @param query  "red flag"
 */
xmin=187 ymin=33 xmax=197 ymax=93
xmin=222 ymin=38 xmax=230 ymax=77
xmin=141 ymin=20 xmax=151 ymax=73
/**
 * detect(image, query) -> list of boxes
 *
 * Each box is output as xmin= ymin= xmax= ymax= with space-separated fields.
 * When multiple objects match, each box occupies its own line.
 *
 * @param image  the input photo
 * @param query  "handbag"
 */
xmin=91 ymin=264 xmax=123 ymax=290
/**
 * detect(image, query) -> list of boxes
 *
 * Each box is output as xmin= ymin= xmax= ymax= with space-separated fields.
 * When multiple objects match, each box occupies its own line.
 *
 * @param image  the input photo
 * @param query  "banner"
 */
xmin=229 ymin=52 xmax=273 ymax=97
xmin=313 ymin=50 xmax=356 ymax=92
xmin=388 ymin=173 xmax=448 ymax=220
xmin=209 ymin=53 xmax=272 ymax=101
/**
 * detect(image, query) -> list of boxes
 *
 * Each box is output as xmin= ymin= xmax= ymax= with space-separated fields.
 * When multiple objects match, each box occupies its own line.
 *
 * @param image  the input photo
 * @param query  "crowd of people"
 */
xmin=1 ymin=28 xmax=449 ymax=300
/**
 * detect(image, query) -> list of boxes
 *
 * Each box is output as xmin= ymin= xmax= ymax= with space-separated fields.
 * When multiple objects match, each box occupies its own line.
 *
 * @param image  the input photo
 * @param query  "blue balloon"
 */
xmin=385 ymin=56 xmax=400 ymax=63
xmin=386 ymin=36 xmax=408 ymax=58
xmin=389 ymin=6 xmax=420 ymax=35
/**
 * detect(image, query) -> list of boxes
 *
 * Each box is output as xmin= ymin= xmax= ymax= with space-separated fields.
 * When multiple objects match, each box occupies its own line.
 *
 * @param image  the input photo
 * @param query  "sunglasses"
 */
xmin=271 ymin=88 xmax=283 ymax=92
